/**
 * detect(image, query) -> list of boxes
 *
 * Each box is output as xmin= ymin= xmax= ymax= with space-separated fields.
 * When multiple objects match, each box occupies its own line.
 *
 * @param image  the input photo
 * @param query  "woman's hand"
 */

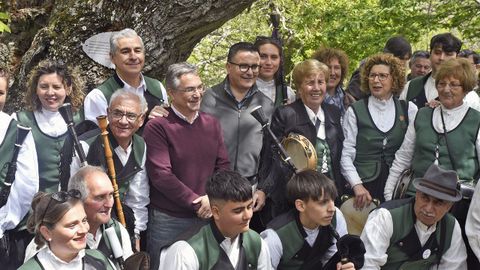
xmin=425 ymin=100 xmax=441 ymax=108
xmin=352 ymin=184 xmax=372 ymax=210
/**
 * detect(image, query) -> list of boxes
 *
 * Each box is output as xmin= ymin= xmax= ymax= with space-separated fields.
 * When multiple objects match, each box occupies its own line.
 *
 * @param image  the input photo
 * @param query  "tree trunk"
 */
xmin=0 ymin=0 xmax=255 ymax=113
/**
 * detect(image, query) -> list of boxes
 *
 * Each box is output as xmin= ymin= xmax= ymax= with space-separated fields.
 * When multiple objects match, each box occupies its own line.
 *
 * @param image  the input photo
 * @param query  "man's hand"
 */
xmin=252 ymin=190 xmax=266 ymax=212
xmin=192 ymin=195 xmax=211 ymax=219
xmin=352 ymin=184 xmax=372 ymax=210
xmin=425 ymin=100 xmax=441 ymax=108
xmin=148 ymin=105 xmax=169 ymax=119
xmin=337 ymin=262 xmax=355 ymax=270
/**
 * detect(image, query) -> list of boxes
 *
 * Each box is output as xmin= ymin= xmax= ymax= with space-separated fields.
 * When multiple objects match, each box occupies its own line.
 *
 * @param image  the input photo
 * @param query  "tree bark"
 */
xmin=1 ymin=0 xmax=255 ymax=113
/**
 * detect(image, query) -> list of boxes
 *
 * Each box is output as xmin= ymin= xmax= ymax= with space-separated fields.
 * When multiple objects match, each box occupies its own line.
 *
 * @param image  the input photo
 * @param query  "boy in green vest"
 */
xmin=361 ymin=164 xmax=467 ymax=269
xmin=261 ymin=170 xmax=359 ymax=270
xmin=159 ymin=170 xmax=271 ymax=270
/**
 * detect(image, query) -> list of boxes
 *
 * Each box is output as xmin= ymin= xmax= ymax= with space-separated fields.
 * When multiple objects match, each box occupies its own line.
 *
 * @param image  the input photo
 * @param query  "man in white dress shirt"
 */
xmin=84 ymin=28 xmax=168 ymax=126
xmin=159 ymin=170 xmax=271 ymax=270
xmin=361 ymin=164 xmax=467 ymax=269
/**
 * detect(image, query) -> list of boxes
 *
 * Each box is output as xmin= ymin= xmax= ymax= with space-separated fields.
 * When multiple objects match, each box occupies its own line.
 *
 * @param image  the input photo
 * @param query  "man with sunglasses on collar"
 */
xmin=71 ymin=89 xmax=149 ymax=252
xmin=201 ymin=42 xmax=274 ymax=218
xmin=84 ymin=28 xmax=169 ymax=128
xmin=25 ymin=166 xmax=133 ymax=265
xmin=360 ymin=164 xmax=467 ymax=269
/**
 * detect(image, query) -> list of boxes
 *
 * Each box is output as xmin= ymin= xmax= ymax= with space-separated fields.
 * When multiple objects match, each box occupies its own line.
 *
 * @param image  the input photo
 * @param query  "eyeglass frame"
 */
xmin=40 ymin=189 xmax=82 ymax=225
xmin=176 ymin=84 xmax=205 ymax=93
xmin=437 ymin=81 xmax=463 ymax=90
xmin=368 ymin=73 xmax=391 ymax=81
xmin=109 ymin=109 xmax=143 ymax=122
xmin=228 ymin=61 xmax=261 ymax=73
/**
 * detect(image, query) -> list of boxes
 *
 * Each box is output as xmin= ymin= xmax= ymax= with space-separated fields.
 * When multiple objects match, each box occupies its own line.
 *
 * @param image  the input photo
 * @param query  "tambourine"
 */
xmin=392 ymin=168 xmax=414 ymax=200
xmin=281 ymin=133 xmax=317 ymax=171
xmin=339 ymin=195 xmax=379 ymax=236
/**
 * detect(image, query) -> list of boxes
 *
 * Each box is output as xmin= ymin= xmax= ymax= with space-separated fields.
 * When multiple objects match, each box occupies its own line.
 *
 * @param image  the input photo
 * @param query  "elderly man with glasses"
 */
xmin=143 ymin=62 xmax=231 ymax=270
xmin=70 ymin=89 xmax=149 ymax=252
xmin=201 ymin=42 xmax=275 ymax=221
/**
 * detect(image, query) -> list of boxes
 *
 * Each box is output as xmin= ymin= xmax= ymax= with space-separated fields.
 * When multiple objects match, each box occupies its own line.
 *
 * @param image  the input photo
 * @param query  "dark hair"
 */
xmin=430 ymin=33 xmax=462 ymax=54
xmin=26 ymin=191 xmax=82 ymax=248
xmin=458 ymin=49 xmax=480 ymax=65
xmin=206 ymin=170 xmax=252 ymax=202
xmin=360 ymin=53 xmax=406 ymax=95
xmin=383 ymin=36 xmax=412 ymax=59
xmin=409 ymin=50 xmax=430 ymax=67
xmin=25 ymin=59 xmax=84 ymax=112
xmin=286 ymin=170 xmax=337 ymax=203
xmin=227 ymin=42 xmax=258 ymax=63
xmin=254 ymin=36 xmax=282 ymax=57
xmin=435 ymin=58 xmax=477 ymax=93
xmin=311 ymin=47 xmax=350 ymax=86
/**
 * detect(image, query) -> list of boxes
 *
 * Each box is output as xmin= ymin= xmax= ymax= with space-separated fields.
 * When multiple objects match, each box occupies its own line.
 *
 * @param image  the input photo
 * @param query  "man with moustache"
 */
xmin=24 ymin=166 xmax=133 ymax=264
xmin=84 ymin=28 xmax=168 ymax=126
xmin=71 ymin=89 xmax=149 ymax=251
xmin=159 ymin=170 xmax=272 ymax=270
xmin=201 ymin=42 xmax=274 ymax=215
xmin=361 ymin=164 xmax=467 ymax=269
xmin=400 ymin=33 xmax=480 ymax=110
xmin=143 ymin=62 xmax=230 ymax=270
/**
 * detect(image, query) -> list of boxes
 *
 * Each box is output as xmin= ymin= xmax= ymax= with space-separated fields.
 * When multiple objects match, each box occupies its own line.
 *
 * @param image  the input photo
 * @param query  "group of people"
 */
xmin=0 ymin=26 xmax=480 ymax=270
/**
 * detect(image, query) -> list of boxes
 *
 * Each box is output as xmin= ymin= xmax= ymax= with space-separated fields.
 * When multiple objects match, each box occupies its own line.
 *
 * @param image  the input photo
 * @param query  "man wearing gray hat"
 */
xmin=360 ymin=164 xmax=467 ymax=269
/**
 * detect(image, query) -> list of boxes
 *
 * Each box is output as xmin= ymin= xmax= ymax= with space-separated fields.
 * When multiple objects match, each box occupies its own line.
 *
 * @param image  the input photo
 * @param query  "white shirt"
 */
xmin=171 ymin=104 xmax=199 ymax=124
xmin=256 ymin=78 xmax=296 ymax=104
xmin=360 ymin=207 xmax=467 ymax=269
xmin=70 ymin=140 xmax=150 ymax=233
xmin=340 ymin=96 xmax=418 ymax=187
xmin=0 ymin=112 xmax=39 ymax=237
xmin=466 ymin=180 xmax=480 ymax=261
xmin=24 ymin=222 xmax=133 ymax=262
xmin=83 ymin=73 xmax=168 ymax=124
xmin=159 ymin=233 xmax=272 ymax=270
xmin=304 ymin=104 xmax=325 ymax=140
xmin=261 ymin=208 xmax=347 ymax=269
xmin=12 ymin=110 xmax=68 ymax=137
xmin=384 ymin=103 xmax=480 ymax=200
xmin=35 ymin=247 xmax=86 ymax=270
xmin=400 ymin=75 xmax=480 ymax=111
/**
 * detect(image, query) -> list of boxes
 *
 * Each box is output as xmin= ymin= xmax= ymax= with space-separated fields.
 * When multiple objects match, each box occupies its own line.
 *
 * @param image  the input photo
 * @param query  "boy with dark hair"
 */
xmin=400 ymin=33 xmax=480 ymax=110
xmin=159 ymin=170 xmax=272 ymax=270
xmin=261 ymin=170 xmax=360 ymax=270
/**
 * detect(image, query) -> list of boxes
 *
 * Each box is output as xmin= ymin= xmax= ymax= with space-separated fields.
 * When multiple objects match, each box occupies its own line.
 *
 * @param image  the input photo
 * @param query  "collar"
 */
xmin=223 ymin=77 xmax=258 ymax=106
xmin=114 ymin=72 xmax=146 ymax=92
xmin=44 ymin=246 xmax=85 ymax=264
xmin=304 ymin=104 xmax=325 ymax=125
xmin=171 ymin=104 xmax=199 ymax=124
xmin=369 ymin=94 xmax=394 ymax=112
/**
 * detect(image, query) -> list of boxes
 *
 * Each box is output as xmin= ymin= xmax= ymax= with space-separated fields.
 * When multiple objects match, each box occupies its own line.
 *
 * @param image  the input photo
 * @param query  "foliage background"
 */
xmin=189 ymin=0 xmax=480 ymax=87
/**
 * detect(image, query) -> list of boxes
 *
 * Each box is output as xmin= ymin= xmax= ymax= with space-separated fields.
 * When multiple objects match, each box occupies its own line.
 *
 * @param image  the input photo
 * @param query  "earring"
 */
xmin=47 ymin=238 xmax=52 ymax=242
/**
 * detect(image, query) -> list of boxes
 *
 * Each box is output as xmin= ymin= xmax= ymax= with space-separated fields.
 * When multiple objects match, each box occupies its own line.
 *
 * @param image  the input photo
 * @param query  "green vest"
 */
xmin=19 ymin=249 xmax=115 ymax=270
xmin=406 ymin=75 xmax=429 ymax=101
xmin=269 ymin=210 xmax=337 ymax=270
xmin=382 ymin=199 xmax=455 ymax=270
xmin=83 ymin=130 xmax=145 ymax=200
xmin=0 ymin=119 xmax=17 ymax=185
xmin=410 ymin=107 xmax=480 ymax=194
xmin=352 ymin=98 xmax=408 ymax=183
xmin=16 ymin=111 xmax=83 ymax=192
xmin=185 ymin=222 xmax=262 ymax=270
xmin=97 ymin=75 xmax=164 ymax=103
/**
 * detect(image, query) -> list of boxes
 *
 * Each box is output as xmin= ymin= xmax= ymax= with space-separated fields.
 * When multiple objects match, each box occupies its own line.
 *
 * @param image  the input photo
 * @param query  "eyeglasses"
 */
xmin=177 ymin=85 xmax=205 ymax=93
xmin=40 ymin=190 xmax=82 ymax=224
xmin=368 ymin=73 xmax=390 ymax=81
xmin=110 ymin=109 xmax=142 ymax=122
xmin=437 ymin=82 xmax=463 ymax=90
xmin=228 ymin=62 xmax=261 ymax=73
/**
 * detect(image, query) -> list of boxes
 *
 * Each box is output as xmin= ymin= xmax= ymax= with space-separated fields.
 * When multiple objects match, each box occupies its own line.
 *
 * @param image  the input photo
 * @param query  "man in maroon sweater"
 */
xmin=143 ymin=62 xmax=230 ymax=270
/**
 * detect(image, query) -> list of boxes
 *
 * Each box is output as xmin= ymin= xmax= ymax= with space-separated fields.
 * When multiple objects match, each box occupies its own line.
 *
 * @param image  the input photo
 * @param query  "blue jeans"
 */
xmin=147 ymin=208 xmax=203 ymax=270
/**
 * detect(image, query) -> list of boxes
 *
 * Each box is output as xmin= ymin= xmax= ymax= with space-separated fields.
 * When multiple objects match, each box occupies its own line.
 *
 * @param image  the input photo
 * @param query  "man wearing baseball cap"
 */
xmin=360 ymin=164 xmax=467 ymax=269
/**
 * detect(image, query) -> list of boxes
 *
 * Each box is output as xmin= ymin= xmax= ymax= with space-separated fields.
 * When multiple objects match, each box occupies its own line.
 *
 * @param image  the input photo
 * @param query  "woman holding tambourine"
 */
xmin=384 ymin=58 xmax=480 ymax=201
xmin=341 ymin=53 xmax=417 ymax=209
xmin=259 ymin=59 xmax=344 ymax=216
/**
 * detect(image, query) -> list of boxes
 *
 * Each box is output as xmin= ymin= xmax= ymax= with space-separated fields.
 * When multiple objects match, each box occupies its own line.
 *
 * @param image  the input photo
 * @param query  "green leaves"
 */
xmin=0 ymin=11 xmax=10 ymax=33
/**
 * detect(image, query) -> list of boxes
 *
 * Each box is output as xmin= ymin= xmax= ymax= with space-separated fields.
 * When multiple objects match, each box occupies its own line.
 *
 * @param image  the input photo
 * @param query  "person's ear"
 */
xmin=295 ymin=199 xmax=306 ymax=213
xmin=39 ymin=225 xmax=52 ymax=242
xmin=211 ymin=204 xmax=221 ymax=221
